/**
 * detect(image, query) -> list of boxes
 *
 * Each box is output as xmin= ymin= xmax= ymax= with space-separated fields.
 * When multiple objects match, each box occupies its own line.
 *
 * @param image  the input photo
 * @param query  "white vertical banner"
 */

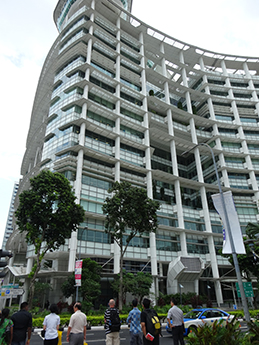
xmin=211 ymin=190 xmax=246 ymax=254
xmin=75 ymin=260 xmax=83 ymax=287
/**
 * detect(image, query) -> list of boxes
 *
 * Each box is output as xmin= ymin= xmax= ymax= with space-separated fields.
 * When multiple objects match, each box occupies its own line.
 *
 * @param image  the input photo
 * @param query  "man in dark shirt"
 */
xmin=104 ymin=299 xmax=120 ymax=345
xmin=141 ymin=298 xmax=160 ymax=345
xmin=11 ymin=301 xmax=32 ymax=345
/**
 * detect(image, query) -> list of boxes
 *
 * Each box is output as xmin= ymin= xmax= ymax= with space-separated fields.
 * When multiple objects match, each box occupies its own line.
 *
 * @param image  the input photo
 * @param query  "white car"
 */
xmin=166 ymin=308 xmax=234 ymax=336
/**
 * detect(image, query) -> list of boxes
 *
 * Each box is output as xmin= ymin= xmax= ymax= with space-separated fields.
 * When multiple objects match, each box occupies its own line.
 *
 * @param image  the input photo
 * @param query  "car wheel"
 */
xmin=188 ymin=325 xmax=197 ymax=334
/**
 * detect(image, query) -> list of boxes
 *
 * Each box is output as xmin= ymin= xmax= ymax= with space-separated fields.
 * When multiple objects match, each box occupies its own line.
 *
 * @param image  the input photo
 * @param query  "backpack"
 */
xmin=109 ymin=308 xmax=121 ymax=332
xmin=144 ymin=309 xmax=161 ymax=337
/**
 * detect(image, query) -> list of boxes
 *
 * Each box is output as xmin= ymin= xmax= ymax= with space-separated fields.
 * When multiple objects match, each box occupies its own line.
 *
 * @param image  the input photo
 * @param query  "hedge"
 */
xmin=229 ymin=310 xmax=259 ymax=319
xmin=34 ymin=310 xmax=259 ymax=328
xmin=32 ymin=313 xmax=168 ymax=328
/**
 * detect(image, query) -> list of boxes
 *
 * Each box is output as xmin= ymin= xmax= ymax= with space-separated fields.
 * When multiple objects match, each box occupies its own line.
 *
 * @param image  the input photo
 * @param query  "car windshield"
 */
xmin=184 ymin=310 xmax=203 ymax=319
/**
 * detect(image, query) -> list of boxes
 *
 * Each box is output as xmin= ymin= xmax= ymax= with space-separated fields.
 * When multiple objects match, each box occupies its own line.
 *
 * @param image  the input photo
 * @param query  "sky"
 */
xmin=0 ymin=0 xmax=259 ymax=247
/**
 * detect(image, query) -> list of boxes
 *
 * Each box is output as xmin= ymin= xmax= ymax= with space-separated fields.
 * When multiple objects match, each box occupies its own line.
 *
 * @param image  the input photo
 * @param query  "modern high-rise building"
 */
xmin=2 ymin=182 xmax=19 ymax=250
xmin=7 ymin=0 xmax=259 ymax=305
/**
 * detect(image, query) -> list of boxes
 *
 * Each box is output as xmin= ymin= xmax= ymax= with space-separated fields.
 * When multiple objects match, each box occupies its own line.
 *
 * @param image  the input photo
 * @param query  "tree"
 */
xmin=61 ymin=275 xmax=76 ymax=299
xmin=132 ymin=271 xmax=153 ymax=303
xmin=81 ymin=258 xmax=102 ymax=307
xmin=221 ymin=222 xmax=259 ymax=308
xmin=111 ymin=271 xmax=136 ymax=303
xmin=15 ymin=170 xmax=85 ymax=308
xmin=33 ymin=281 xmax=52 ymax=308
xmin=111 ymin=271 xmax=153 ymax=305
xmin=61 ymin=258 xmax=102 ymax=310
xmin=102 ymin=181 xmax=160 ymax=311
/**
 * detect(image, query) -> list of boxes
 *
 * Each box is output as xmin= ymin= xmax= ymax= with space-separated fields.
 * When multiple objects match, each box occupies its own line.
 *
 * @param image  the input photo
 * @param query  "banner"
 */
xmin=75 ymin=260 xmax=83 ymax=287
xmin=211 ymin=190 xmax=246 ymax=254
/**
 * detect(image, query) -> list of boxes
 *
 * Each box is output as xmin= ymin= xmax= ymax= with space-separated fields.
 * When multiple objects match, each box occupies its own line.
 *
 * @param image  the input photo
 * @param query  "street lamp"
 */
xmin=244 ymin=236 xmax=259 ymax=260
xmin=75 ymin=226 xmax=88 ymax=301
xmin=179 ymin=284 xmax=184 ymax=305
xmin=182 ymin=142 xmax=250 ymax=321
xmin=207 ymin=284 xmax=211 ymax=302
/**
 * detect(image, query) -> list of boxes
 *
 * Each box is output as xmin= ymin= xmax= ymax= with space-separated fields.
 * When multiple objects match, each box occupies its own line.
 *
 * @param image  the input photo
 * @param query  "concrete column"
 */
xmin=74 ymin=149 xmax=84 ymax=202
xmin=194 ymin=279 xmax=199 ymax=295
xmin=22 ymin=279 xmax=30 ymax=303
xmin=174 ymin=180 xmax=187 ymax=255
xmin=86 ymin=38 xmax=93 ymax=65
xmin=68 ymin=231 xmax=78 ymax=272
xmin=26 ymin=257 xmax=33 ymax=274
xmin=207 ymin=235 xmax=223 ymax=305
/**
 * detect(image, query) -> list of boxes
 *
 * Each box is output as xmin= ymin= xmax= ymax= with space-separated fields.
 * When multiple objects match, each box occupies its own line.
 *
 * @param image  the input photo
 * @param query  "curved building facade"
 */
xmin=7 ymin=0 xmax=259 ymax=305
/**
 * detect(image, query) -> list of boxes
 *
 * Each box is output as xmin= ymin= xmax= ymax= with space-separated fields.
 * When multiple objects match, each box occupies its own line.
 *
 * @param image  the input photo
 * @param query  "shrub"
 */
xmin=246 ymin=320 xmax=259 ymax=344
xmin=186 ymin=317 xmax=244 ymax=345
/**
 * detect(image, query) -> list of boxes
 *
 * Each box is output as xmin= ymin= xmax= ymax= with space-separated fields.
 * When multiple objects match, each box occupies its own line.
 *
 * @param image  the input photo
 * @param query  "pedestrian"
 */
xmin=104 ymin=299 xmax=121 ymax=345
xmin=42 ymin=303 xmax=60 ymax=345
xmin=44 ymin=300 xmax=50 ymax=310
xmin=66 ymin=302 xmax=87 ymax=345
xmin=0 ymin=308 xmax=13 ymax=345
xmin=11 ymin=302 xmax=32 ymax=345
xmin=141 ymin=298 xmax=160 ymax=345
xmin=126 ymin=299 xmax=143 ymax=345
xmin=167 ymin=298 xmax=184 ymax=345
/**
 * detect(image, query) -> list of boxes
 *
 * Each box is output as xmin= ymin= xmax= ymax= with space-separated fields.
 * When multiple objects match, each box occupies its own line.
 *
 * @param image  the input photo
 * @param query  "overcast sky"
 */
xmin=0 ymin=0 xmax=259 ymax=247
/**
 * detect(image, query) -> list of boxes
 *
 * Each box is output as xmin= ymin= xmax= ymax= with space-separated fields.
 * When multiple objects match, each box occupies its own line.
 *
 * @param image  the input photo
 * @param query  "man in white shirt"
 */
xmin=167 ymin=298 xmax=184 ymax=345
xmin=66 ymin=302 xmax=87 ymax=345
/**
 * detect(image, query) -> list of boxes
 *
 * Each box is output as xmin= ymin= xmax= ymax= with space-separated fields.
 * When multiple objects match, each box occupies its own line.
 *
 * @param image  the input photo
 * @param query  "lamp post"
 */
xmin=182 ymin=143 xmax=250 ymax=321
xmin=207 ymin=284 xmax=211 ymax=303
xmin=75 ymin=226 xmax=88 ymax=301
xmin=179 ymin=284 xmax=184 ymax=305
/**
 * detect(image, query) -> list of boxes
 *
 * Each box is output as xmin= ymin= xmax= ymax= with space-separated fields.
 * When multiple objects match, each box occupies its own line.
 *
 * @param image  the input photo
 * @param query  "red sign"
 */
xmin=75 ymin=260 xmax=83 ymax=286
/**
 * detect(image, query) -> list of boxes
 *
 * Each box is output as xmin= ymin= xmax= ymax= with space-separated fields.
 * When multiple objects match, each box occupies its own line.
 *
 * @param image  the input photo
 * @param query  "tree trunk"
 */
xmin=28 ymin=250 xmax=44 ymax=309
xmin=119 ymin=245 xmax=123 ymax=312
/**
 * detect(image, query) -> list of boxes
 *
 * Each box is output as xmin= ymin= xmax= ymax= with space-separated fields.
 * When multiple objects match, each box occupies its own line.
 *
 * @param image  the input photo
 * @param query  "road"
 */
xmin=31 ymin=326 xmax=181 ymax=344
xmin=30 ymin=321 xmax=248 ymax=344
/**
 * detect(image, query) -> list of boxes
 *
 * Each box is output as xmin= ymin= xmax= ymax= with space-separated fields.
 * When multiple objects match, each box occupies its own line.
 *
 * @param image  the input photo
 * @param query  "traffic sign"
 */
xmin=0 ymin=288 xmax=24 ymax=298
xmin=236 ymin=282 xmax=254 ymax=298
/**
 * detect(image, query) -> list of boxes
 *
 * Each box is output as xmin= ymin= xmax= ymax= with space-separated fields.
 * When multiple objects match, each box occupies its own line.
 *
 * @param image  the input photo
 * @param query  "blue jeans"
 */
xmin=12 ymin=341 xmax=26 ymax=345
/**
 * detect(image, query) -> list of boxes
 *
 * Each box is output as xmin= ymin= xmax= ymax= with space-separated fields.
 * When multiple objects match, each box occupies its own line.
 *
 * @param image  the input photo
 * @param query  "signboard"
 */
xmin=0 ymin=288 xmax=24 ymax=298
xmin=75 ymin=260 xmax=83 ymax=287
xmin=212 ymin=191 xmax=246 ymax=254
xmin=236 ymin=282 xmax=254 ymax=298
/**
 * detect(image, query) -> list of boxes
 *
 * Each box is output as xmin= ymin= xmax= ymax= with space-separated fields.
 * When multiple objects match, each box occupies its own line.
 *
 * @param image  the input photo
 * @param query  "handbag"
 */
xmin=58 ymin=330 xmax=63 ymax=345
xmin=41 ymin=329 xmax=46 ymax=338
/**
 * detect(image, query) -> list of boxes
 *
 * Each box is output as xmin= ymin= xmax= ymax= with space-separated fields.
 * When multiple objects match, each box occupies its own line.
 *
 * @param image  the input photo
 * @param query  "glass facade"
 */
xmin=10 ymin=0 xmax=259 ymax=306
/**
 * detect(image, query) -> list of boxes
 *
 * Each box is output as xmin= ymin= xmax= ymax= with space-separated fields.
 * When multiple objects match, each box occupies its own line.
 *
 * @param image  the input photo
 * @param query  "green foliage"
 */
xmin=157 ymin=292 xmax=199 ymax=307
xmin=186 ymin=317 xmax=244 ymax=345
xmin=16 ymin=170 xmax=85 ymax=249
xmin=102 ymin=181 xmax=160 ymax=244
xmin=61 ymin=258 xmax=102 ymax=310
xmin=81 ymin=300 xmax=93 ymax=315
xmin=61 ymin=275 xmax=76 ymax=299
xmin=81 ymin=258 xmax=102 ymax=306
xmin=131 ymin=271 xmax=153 ymax=303
xmin=102 ymin=181 xmax=160 ymax=311
xmin=112 ymin=271 xmax=153 ymax=304
xmin=15 ymin=170 xmax=85 ymax=306
xmin=111 ymin=270 xmax=136 ymax=301
xmin=221 ymin=222 xmax=259 ymax=308
xmin=246 ymin=320 xmax=259 ymax=344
